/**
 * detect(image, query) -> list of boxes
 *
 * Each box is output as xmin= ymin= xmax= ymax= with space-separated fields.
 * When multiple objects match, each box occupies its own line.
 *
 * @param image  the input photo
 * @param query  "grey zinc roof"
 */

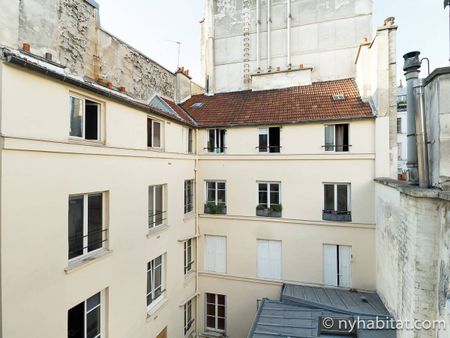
xmin=248 ymin=284 xmax=396 ymax=338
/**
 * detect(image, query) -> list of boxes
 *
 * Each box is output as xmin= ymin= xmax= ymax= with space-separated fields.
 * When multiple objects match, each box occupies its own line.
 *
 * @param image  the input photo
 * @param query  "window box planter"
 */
xmin=204 ymin=203 xmax=227 ymax=215
xmin=256 ymin=204 xmax=282 ymax=218
xmin=322 ymin=210 xmax=352 ymax=222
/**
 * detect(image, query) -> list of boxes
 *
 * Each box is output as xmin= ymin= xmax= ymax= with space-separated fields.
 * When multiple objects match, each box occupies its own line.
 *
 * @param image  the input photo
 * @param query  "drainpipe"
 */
xmin=403 ymin=51 xmax=421 ymax=184
xmin=414 ymin=79 xmax=430 ymax=188
xmin=267 ymin=0 xmax=272 ymax=72
xmin=256 ymin=0 xmax=261 ymax=71
xmin=287 ymin=0 xmax=291 ymax=69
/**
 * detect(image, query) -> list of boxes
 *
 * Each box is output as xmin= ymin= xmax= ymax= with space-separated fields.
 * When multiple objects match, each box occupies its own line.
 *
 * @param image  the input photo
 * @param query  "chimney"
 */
xmin=403 ymin=51 xmax=421 ymax=184
xmin=175 ymin=66 xmax=192 ymax=103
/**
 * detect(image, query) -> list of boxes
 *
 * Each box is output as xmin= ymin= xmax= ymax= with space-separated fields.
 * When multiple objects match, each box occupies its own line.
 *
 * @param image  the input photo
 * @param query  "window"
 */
xmin=323 ymin=183 xmax=351 ymax=221
xmin=398 ymin=143 xmax=402 ymax=160
xmin=325 ymin=124 xmax=349 ymax=152
xmin=184 ymin=180 xmax=194 ymax=214
xmin=147 ymin=255 xmax=165 ymax=310
xmin=205 ymin=181 xmax=226 ymax=214
xmin=149 ymin=185 xmax=165 ymax=229
xmin=184 ymin=299 xmax=194 ymax=335
xmin=397 ymin=117 xmax=402 ymax=133
xmin=257 ymin=240 xmax=282 ymax=279
xmin=258 ymin=182 xmax=280 ymax=207
xmin=323 ymin=244 xmax=352 ymax=287
xmin=188 ymin=128 xmax=194 ymax=153
xmin=207 ymin=129 xmax=226 ymax=153
xmin=206 ymin=293 xmax=226 ymax=332
xmin=68 ymin=292 xmax=103 ymax=338
xmin=68 ymin=193 xmax=106 ymax=260
xmin=147 ymin=118 xmax=162 ymax=148
xmin=69 ymin=96 xmax=101 ymax=140
xmin=204 ymin=235 xmax=226 ymax=273
xmin=184 ymin=239 xmax=195 ymax=275
xmin=258 ymin=127 xmax=280 ymax=153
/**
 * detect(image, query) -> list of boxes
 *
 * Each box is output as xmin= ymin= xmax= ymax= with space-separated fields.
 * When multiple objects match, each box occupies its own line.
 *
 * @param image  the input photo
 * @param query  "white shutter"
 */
xmin=205 ymin=236 xmax=226 ymax=273
xmin=257 ymin=240 xmax=281 ymax=279
xmin=323 ymin=244 xmax=338 ymax=286
xmin=338 ymin=245 xmax=352 ymax=287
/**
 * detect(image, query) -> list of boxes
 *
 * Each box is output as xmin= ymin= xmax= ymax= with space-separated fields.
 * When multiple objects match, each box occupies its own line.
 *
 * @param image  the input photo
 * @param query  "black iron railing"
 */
xmin=148 ymin=210 xmax=167 ymax=228
xmin=322 ymin=144 xmax=352 ymax=152
xmin=322 ymin=210 xmax=352 ymax=222
xmin=68 ymin=228 xmax=108 ymax=259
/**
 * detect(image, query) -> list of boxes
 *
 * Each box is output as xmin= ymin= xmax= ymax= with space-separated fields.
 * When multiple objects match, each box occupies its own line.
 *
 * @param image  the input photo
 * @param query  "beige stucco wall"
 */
xmin=0 ymin=62 xmax=197 ymax=338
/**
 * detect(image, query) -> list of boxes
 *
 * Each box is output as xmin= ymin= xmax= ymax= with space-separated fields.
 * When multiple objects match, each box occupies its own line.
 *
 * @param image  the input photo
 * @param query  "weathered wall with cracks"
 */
xmin=0 ymin=0 xmax=175 ymax=100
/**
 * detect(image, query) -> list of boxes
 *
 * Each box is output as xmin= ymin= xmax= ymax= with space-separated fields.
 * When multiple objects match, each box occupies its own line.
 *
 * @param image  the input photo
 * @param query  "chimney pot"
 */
xmin=107 ymin=82 xmax=113 ymax=89
xmin=276 ymin=66 xmax=280 ymax=71
xmin=22 ymin=43 xmax=30 ymax=53
xmin=119 ymin=86 xmax=126 ymax=92
xmin=45 ymin=52 xmax=52 ymax=61
xmin=384 ymin=17 xmax=395 ymax=26
xmin=299 ymin=64 xmax=304 ymax=69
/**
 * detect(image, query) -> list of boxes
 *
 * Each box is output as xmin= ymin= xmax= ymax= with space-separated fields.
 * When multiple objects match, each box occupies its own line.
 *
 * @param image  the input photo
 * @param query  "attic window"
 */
xmin=191 ymin=102 xmax=204 ymax=108
xmin=332 ymin=94 xmax=346 ymax=101
xmin=319 ymin=316 xmax=356 ymax=336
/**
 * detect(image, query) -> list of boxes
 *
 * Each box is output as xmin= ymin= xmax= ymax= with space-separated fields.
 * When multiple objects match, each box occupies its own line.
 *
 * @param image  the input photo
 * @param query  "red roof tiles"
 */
xmin=180 ymin=79 xmax=373 ymax=127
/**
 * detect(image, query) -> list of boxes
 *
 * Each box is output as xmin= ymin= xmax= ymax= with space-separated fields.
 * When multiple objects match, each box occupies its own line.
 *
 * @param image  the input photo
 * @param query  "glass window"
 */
xmin=147 ymin=255 xmax=165 ymax=309
xmin=184 ymin=239 xmax=194 ymax=275
xmin=324 ymin=183 xmax=350 ymax=212
xmin=325 ymin=124 xmax=349 ymax=152
xmin=207 ymin=129 xmax=226 ymax=153
xmin=184 ymin=180 xmax=194 ymax=214
xmin=69 ymin=96 xmax=100 ymax=140
xmin=258 ymin=182 xmax=280 ymax=207
xmin=149 ymin=185 xmax=165 ymax=228
xmin=259 ymin=127 xmax=280 ymax=153
xmin=68 ymin=292 xmax=102 ymax=338
xmin=147 ymin=119 xmax=162 ymax=148
xmin=206 ymin=181 xmax=226 ymax=205
xmin=184 ymin=299 xmax=194 ymax=335
xmin=206 ymin=293 xmax=226 ymax=332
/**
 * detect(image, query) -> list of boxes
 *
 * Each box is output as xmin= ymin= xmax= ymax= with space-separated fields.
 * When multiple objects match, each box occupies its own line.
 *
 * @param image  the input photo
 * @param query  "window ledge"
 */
xmin=147 ymin=146 xmax=165 ymax=152
xmin=68 ymin=137 xmax=105 ymax=146
xmin=65 ymin=249 xmax=112 ymax=274
xmin=146 ymin=297 xmax=168 ymax=320
xmin=146 ymin=224 xmax=169 ymax=238
xmin=183 ymin=212 xmax=195 ymax=222
xmin=199 ymin=330 xmax=227 ymax=337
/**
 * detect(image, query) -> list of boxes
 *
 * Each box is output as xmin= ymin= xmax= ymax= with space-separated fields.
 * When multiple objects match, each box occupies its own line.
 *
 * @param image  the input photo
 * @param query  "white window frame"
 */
xmin=184 ymin=239 xmax=195 ymax=275
xmin=147 ymin=118 xmax=163 ymax=149
xmin=184 ymin=179 xmax=194 ymax=214
xmin=258 ymin=127 xmax=280 ymax=153
xmin=323 ymin=244 xmax=352 ymax=287
xmin=187 ymin=128 xmax=194 ymax=154
xmin=204 ymin=235 xmax=227 ymax=274
xmin=257 ymin=239 xmax=282 ymax=280
xmin=68 ymin=192 xmax=107 ymax=262
xmin=257 ymin=182 xmax=281 ymax=207
xmin=324 ymin=124 xmax=350 ymax=152
xmin=206 ymin=129 xmax=226 ymax=153
xmin=184 ymin=299 xmax=194 ymax=335
xmin=148 ymin=185 xmax=166 ymax=229
xmin=68 ymin=94 xmax=101 ymax=141
xmin=205 ymin=181 xmax=226 ymax=205
xmin=147 ymin=254 xmax=165 ymax=312
xmin=205 ymin=293 xmax=226 ymax=333
xmin=68 ymin=291 xmax=105 ymax=338
xmin=323 ymin=183 xmax=351 ymax=212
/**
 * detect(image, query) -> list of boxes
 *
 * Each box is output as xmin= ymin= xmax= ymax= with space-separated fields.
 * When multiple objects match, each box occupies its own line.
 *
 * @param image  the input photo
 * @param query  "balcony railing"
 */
xmin=204 ymin=203 xmax=227 ymax=215
xmin=148 ymin=210 xmax=167 ymax=228
xmin=256 ymin=145 xmax=281 ymax=153
xmin=323 ymin=144 xmax=351 ymax=152
xmin=256 ymin=204 xmax=282 ymax=218
xmin=68 ymin=228 xmax=108 ymax=259
xmin=322 ymin=210 xmax=352 ymax=222
xmin=204 ymin=147 xmax=227 ymax=153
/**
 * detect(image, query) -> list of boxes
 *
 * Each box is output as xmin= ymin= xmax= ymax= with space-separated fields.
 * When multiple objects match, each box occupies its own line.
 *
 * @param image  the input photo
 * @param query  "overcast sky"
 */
xmin=96 ymin=0 xmax=449 ymax=85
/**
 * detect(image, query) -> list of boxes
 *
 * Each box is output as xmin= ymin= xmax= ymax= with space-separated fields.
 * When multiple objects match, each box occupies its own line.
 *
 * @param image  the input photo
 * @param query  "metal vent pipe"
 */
xmin=403 ymin=51 xmax=422 ymax=184
xmin=414 ymin=79 xmax=430 ymax=188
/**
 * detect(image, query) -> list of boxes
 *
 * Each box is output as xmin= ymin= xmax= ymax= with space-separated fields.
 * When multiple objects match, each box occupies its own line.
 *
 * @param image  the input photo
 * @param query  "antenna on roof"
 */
xmin=167 ymin=40 xmax=181 ymax=69
xmin=446 ymin=0 xmax=450 ymax=63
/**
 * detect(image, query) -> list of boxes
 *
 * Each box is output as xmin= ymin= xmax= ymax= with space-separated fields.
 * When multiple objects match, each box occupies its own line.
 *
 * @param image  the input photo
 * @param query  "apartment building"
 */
xmin=0 ymin=0 xmax=398 ymax=337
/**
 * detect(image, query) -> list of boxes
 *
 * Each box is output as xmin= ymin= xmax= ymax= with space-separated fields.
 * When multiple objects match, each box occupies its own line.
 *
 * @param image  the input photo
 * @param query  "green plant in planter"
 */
xmin=205 ymin=202 xmax=217 ymax=214
xmin=216 ymin=203 xmax=226 ymax=214
xmin=256 ymin=204 xmax=268 ymax=211
xmin=270 ymin=204 xmax=283 ymax=212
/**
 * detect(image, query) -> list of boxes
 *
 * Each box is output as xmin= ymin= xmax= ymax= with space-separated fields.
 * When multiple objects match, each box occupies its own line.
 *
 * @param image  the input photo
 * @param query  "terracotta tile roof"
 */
xmin=180 ymin=79 xmax=373 ymax=127
xmin=161 ymin=97 xmax=197 ymax=126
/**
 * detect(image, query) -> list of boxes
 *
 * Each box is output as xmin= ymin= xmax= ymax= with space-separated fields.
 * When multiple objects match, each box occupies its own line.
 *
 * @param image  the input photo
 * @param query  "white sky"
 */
xmin=96 ymin=0 xmax=450 ymax=85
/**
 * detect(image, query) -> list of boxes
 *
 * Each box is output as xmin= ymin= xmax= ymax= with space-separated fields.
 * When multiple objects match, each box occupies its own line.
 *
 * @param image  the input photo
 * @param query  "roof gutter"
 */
xmin=3 ymin=52 xmax=195 ymax=127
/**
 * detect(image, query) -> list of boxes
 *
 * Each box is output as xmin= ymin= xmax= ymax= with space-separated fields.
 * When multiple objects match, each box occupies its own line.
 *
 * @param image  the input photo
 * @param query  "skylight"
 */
xmin=191 ymin=102 xmax=204 ymax=108
xmin=332 ymin=94 xmax=346 ymax=101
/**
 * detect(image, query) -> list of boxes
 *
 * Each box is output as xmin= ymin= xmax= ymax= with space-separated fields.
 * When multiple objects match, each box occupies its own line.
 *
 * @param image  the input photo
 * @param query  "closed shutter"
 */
xmin=323 ymin=244 xmax=338 ymax=286
xmin=205 ymin=236 xmax=226 ymax=273
xmin=257 ymin=240 xmax=281 ymax=279
xmin=338 ymin=245 xmax=352 ymax=287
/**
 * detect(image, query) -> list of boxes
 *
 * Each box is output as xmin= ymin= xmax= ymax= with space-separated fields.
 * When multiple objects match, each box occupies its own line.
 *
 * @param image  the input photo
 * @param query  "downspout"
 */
xmin=287 ymin=0 xmax=291 ymax=69
xmin=413 ymin=79 xmax=430 ymax=188
xmin=267 ymin=0 xmax=272 ymax=72
xmin=256 ymin=0 xmax=261 ymax=71
xmin=403 ymin=51 xmax=421 ymax=184
xmin=194 ymin=128 xmax=200 ymax=335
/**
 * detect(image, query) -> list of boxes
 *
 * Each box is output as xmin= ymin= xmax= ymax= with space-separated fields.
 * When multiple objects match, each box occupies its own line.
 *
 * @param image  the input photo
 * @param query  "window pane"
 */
xmin=325 ymin=125 xmax=334 ymax=151
xmin=188 ymin=128 xmax=193 ymax=153
xmin=208 ymin=130 xmax=215 ymax=151
xmin=269 ymin=127 xmax=280 ymax=153
xmin=218 ymin=317 xmax=225 ymax=330
xmin=207 ymin=182 xmax=216 ymax=203
xmin=335 ymin=124 xmax=348 ymax=152
xmin=270 ymin=184 xmax=280 ymax=205
xmin=217 ymin=294 xmax=225 ymax=305
xmin=206 ymin=293 xmax=215 ymax=304
xmin=258 ymin=183 xmax=268 ymax=206
xmin=70 ymin=97 xmax=83 ymax=137
xmin=148 ymin=186 xmax=154 ymax=227
xmin=86 ymin=293 xmax=101 ymax=312
xmin=207 ymin=304 xmax=216 ymax=316
xmin=147 ymin=119 xmax=153 ymax=147
xmin=217 ymin=186 xmax=226 ymax=204
xmin=206 ymin=316 xmax=216 ymax=328
xmin=85 ymin=101 xmax=99 ymax=140
xmin=219 ymin=129 xmax=225 ymax=152
xmin=324 ymin=184 xmax=335 ymax=211
xmin=86 ymin=306 xmax=101 ymax=338
xmin=155 ymin=265 xmax=162 ymax=289
xmin=155 ymin=185 xmax=163 ymax=226
xmin=68 ymin=301 xmax=84 ymax=338
xmin=69 ymin=196 xmax=84 ymax=259
xmin=337 ymin=185 xmax=348 ymax=212
xmin=259 ymin=129 xmax=268 ymax=152
xmin=218 ymin=305 xmax=225 ymax=317
xmin=153 ymin=122 xmax=161 ymax=147
xmin=147 ymin=270 xmax=152 ymax=298
xmin=87 ymin=194 xmax=103 ymax=252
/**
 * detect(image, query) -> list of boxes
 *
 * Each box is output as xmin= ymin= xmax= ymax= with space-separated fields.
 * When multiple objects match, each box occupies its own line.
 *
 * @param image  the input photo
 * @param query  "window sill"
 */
xmin=68 ymin=137 xmax=104 ymax=146
xmin=146 ymin=224 xmax=169 ymax=238
xmin=183 ymin=212 xmax=195 ymax=222
xmin=199 ymin=330 xmax=227 ymax=337
xmin=146 ymin=297 xmax=168 ymax=320
xmin=147 ymin=146 xmax=165 ymax=152
xmin=65 ymin=249 xmax=112 ymax=274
